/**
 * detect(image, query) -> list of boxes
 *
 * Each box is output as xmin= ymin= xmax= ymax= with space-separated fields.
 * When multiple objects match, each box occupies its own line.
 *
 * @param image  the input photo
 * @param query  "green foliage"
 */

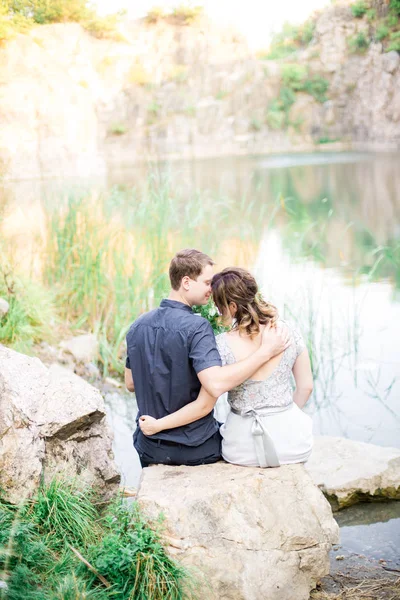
xmin=85 ymin=498 xmax=199 ymax=599
xmin=249 ymin=117 xmax=262 ymax=132
xmin=376 ymin=23 xmax=389 ymax=40
xmin=266 ymin=87 xmax=296 ymax=130
xmin=388 ymin=30 xmax=400 ymax=51
xmin=348 ymin=31 xmax=370 ymax=53
xmin=25 ymin=479 xmax=99 ymax=550
xmin=303 ymin=75 xmax=329 ymax=103
xmin=317 ymin=136 xmax=340 ymax=144
xmin=281 ymin=64 xmax=308 ymax=91
xmin=147 ymin=101 xmax=161 ymax=125
xmin=266 ymin=106 xmax=285 ymax=129
xmin=263 ymin=43 xmax=297 ymax=60
xmin=351 ymin=1 xmax=369 ymax=17
xmin=387 ymin=11 xmax=400 ymax=26
xmin=0 ymin=266 xmax=56 ymax=353
xmin=0 ymin=0 xmax=121 ymax=42
xmin=192 ymin=300 xmax=227 ymax=335
xmin=389 ymin=0 xmax=400 ymax=16
xmin=366 ymin=8 xmax=376 ymax=21
xmin=0 ymin=480 xmax=198 ymax=600
xmin=263 ymin=19 xmax=316 ymax=60
xmin=145 ymin=7 xmax=166 ymax=23
xmin=296 ymin=19 xmax=315 ymax=44
xmin=109 ymin=123 xmax=127 ymax=135
xmin=279 ymin=64 xmax=329 ymax=105
xmin=170 ymin=5 xmax=203 ymax=25
xmin=215 ymin=90 xmax=229 ymax=100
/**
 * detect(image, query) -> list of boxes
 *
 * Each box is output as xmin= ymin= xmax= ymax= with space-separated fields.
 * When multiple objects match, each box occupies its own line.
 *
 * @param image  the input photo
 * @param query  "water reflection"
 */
xmin=1 ymin=151 xmax=399 ymax=448
xmin=335 ymin=502 xmax=400 ymax=564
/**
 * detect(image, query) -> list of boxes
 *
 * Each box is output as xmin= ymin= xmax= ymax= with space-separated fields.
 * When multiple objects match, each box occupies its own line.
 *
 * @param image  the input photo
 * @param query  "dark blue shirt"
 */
xmin=126 ymin=299 xmax=222 ymax=446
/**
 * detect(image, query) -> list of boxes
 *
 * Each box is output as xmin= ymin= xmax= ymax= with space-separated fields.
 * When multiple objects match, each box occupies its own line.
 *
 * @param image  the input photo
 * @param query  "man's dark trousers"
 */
xmin=134 ymin=428 xmax=222 ymax=468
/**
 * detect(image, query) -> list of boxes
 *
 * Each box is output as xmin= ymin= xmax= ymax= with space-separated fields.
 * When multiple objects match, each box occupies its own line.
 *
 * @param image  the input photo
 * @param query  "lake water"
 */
xmin=1 ymin=150 xmax=400 ymax=472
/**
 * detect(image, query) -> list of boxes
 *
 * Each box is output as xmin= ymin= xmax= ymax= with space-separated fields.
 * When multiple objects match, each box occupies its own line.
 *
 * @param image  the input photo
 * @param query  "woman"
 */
xmin=139 ymin=267 xmax=313 ymax=467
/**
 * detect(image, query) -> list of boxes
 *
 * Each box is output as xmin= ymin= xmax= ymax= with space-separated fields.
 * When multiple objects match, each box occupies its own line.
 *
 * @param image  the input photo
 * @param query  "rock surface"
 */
xmin=0 ymin=345 xmax=120 ymax=504
xmin=0 ymin=7 xmax=399 ymax=180
xmin=138 ymin=462 xmax=339 ymax=600
xmin=59 ymin=333 xmax=99 ymax=364
xmin=306 ymin=436 xmax=400 ymax=509
xmin=0 ymin=298 xmax=9 ymax=317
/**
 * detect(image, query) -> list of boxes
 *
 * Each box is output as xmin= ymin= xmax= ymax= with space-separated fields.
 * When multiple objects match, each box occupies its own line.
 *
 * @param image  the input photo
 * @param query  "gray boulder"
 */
xmin=306 ymin=435 xmax=400 ymax=509
xmin=0 ymin=345 xmax=120 ymax=504
xmin=138 ymin=462 xmax=339 ymax=600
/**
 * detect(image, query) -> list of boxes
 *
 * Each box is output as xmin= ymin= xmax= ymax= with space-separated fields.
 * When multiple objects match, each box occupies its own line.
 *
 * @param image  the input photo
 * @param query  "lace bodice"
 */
xmin=216 ymin=321 xmax=306 ymax=411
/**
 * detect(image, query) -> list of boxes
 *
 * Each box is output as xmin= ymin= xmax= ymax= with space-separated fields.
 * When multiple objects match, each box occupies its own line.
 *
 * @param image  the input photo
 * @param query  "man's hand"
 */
xmin=139 ymin=415 xmax=161 ymax=436
xmin=260 ymin=322 xmax=291 ymax=358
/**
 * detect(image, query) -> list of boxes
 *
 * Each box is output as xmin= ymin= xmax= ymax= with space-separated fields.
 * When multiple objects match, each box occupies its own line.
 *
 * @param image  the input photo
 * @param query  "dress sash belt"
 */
xmin=230 ymin=404 xmax=292 ymax=468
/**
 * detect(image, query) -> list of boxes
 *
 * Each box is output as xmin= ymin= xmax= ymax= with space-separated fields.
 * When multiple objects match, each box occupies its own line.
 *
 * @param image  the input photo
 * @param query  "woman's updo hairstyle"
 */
xmin=211 ymin=267 xmax=278 ymax=338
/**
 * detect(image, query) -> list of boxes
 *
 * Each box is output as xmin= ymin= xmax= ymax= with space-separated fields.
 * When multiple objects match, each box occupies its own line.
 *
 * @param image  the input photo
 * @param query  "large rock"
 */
xmin=59 ymin=333 xmax=99 ymax=364
xmin=306 ymin=436 xmax=400 ymax=509
xmin=0 ymin=345 xmax=120 ymax=504
xmin=138 ymin=462 xmax=339 ymax=600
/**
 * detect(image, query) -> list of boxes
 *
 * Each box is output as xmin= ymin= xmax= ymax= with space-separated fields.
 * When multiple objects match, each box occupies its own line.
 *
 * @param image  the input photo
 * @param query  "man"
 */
xmin=125 ymin=248 xmax=290 ymax=467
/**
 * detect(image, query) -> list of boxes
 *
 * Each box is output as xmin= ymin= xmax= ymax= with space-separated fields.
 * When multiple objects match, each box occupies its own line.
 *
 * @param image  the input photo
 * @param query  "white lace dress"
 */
xmin=214 ymin=321 xmax=313 ymax=467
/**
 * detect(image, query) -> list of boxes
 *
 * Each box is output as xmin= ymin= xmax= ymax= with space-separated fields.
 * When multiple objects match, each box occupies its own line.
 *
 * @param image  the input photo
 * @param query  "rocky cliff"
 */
xmin=0 ymin=2 xmax=398 ymax=180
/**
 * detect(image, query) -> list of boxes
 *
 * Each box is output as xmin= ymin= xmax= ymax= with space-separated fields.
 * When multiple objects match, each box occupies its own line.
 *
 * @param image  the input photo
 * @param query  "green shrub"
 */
xmin=215 ymin=90 xmax=229 ymax=100
xmin=295 ymin=19 xmax=315 ymax=44
xmin=389 ymin=0 xmax=400 ymax=16
xmin=387 ymin=12 xmax=399 ymax=26
xmin=0 ymin=0 xmax=121 ymax=41
xmin=279 ymin=65 xmax=329 ymax=103
xmin=145 ymin=7 xmax=165 ymax=23
xmin=109 ymin=123 xmax=127 ymax=135
xmin=281 ymin=64 xmax=307 ymax=91
xmin=349 ymin=31 xmax=370 ymax=53
xmin=303 ymin=75 xmax=329 ymax=103
xmin=387 ymin=30 xmax=400 ymax=51
xmin=264 ymin=43 xmax=297 ymax=60
xmin=85 ymin=498 xmax=200 ymax=599
xmin=0 ymin=480 xmax=199 ymax=600
xmin=250 ymin=117 xmax=262 ymax=132
xmin=170 ymin=5 xmax=203 ymax=25
xmin=266 ymin=107 xmax=285 ymax=129
xmin=317 ymin=136 xmax=339 ymax=144
xmin=351 ymin=1 xmax=368 ymax=17
xmin=376 ymin=23 xmax=389 ymax=40
xmin=0 ymin=268 xmax=56 ymax=354
xmin=366 ymin=8 xmax=376 ymax=20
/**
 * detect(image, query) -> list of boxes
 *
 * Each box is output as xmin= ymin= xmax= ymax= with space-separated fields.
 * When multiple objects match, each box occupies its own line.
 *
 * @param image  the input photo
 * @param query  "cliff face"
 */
xmin=0 ymin=5 xmax=399 ymax=180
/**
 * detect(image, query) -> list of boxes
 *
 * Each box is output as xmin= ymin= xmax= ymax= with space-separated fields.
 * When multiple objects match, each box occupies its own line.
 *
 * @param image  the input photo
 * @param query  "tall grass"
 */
xmin=0 ymin=479 xmax=200 ymax=600
xmin=42 ymin=175 xmax=225 ymax=375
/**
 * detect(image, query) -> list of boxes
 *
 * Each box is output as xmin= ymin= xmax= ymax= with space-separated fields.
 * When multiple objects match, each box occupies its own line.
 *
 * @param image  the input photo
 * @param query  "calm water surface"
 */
xmin=2 ymin=151 xmax=400 ymax=483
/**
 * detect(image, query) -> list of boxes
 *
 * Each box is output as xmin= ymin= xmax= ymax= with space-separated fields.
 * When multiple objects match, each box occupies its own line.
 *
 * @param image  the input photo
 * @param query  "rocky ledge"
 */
xmin=306 ymin=436 xmax=400 ymax=510
xmin=138 ymin=462 xmax=339 ymax=600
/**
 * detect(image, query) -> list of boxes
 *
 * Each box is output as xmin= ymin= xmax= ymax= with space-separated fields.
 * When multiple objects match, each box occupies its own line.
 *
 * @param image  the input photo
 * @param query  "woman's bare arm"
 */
xmin=292 ymin=350 xmax=313 ymax=408
xmin=139 ymin=387 xmax=217 ymax=436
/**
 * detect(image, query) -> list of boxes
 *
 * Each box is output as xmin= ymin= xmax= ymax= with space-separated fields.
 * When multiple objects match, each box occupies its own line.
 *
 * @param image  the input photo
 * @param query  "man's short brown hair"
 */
xmin=169 ymin=249 xmax=215 ymax=291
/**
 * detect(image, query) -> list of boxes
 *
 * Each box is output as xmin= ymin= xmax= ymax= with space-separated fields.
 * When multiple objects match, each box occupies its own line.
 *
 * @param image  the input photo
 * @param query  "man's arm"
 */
xmin=198 ymin=323 xmax=291 ymax=398
xmin=124 ymin=367 xmax=135 ymax=392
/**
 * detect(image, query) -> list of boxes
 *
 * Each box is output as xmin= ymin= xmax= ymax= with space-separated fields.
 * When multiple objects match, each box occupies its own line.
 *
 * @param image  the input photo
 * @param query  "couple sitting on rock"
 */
xmin=125 ymin=249 xmax=313 ymax=469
